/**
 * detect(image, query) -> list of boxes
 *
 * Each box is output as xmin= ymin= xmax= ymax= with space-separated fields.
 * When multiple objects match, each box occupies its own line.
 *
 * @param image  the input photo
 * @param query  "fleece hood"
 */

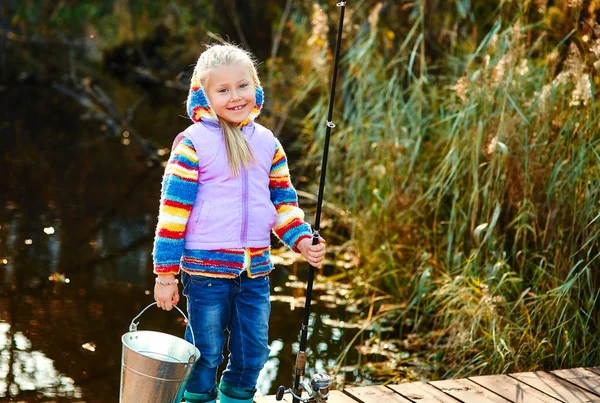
xmin=186 ymin=65 xmax=264 ymax=128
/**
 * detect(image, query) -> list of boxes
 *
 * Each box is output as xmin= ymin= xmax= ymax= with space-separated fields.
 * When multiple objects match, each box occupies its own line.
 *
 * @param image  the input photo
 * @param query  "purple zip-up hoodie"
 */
xmin=182 ymin=119 xmax=277 ymax=249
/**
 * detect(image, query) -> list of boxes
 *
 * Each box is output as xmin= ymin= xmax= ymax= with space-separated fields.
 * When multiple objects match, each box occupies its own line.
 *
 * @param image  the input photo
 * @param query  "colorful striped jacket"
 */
xmin=152 ymin=122 xmax=312 ymax=278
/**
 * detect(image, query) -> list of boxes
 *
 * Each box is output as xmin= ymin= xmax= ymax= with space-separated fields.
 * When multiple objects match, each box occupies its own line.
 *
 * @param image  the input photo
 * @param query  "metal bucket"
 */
xmin=120 ymin=302 xmax=200 ymax=403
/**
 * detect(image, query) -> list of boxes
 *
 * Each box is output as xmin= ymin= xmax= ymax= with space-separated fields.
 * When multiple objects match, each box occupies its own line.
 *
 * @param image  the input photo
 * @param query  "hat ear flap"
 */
xmin=187 ymin=84 xmax=213 ymax=122
xmin=187 ymin=70 xmax=219 ymax=123
xmin=255 ymin=85 xmax=264 ymax=109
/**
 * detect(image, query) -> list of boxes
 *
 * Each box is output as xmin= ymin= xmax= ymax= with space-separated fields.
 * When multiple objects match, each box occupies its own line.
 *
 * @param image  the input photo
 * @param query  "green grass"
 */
xmin=297 ymin=3 xmax=600 ymax=382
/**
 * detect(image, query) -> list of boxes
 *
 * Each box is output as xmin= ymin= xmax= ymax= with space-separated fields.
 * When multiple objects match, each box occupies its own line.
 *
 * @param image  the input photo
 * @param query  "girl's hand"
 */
xmin=154 ymin=275 xmax=180 ymax=311
xmin=297 ymin=237 xmax=326 ymax=268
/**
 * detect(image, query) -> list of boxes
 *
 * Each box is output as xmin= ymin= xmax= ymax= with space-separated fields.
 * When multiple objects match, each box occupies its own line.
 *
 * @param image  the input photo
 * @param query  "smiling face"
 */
xmin=203 ymin=63 xmax=256 ymax=125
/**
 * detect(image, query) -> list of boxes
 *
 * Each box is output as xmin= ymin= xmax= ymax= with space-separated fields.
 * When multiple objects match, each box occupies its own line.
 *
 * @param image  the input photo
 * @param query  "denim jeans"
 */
xmin=181 ymin=271 xmax=271 ymax=398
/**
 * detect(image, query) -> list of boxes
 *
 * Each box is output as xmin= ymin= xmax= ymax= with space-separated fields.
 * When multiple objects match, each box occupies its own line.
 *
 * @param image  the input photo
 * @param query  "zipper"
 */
xmin=244 ymin=248 xmax=250 ymax=273
xmin=241 ymin=167 xmax=249 ymax=243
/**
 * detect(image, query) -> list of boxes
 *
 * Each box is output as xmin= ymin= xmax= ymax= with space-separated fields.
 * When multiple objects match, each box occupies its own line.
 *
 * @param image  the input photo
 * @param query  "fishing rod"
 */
xmin=276 ymin=2 xmax=347 ymax=403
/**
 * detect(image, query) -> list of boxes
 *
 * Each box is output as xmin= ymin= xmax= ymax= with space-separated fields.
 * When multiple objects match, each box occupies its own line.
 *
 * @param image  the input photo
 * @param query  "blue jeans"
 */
xmin=181 ymin=271 xmax=271 ymax=399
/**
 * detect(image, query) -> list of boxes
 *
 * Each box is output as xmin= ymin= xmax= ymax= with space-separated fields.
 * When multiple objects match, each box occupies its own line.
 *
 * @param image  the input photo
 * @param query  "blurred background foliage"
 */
xmin=3 ymin=0 xmax=600 ymax=384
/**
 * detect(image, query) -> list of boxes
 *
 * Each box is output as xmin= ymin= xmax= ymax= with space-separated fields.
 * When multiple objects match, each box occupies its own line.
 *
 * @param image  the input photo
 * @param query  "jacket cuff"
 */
xmin=292 ymin=234 xmax=313 ymax=254
xmin=153 ymin=264 xmax=181 ymax=275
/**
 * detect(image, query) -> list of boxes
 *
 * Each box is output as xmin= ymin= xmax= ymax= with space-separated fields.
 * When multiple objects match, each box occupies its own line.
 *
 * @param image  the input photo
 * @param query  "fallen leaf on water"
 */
xmin=49 ymin=272 xmax=70 ymax=283
xmin=82 ymin=342 xmax=96 ymax=352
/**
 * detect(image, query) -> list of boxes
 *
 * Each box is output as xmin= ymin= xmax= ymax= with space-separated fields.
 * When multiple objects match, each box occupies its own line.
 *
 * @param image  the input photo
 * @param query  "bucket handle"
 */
xmin=129 ymin=302 xmax=196 ymax=352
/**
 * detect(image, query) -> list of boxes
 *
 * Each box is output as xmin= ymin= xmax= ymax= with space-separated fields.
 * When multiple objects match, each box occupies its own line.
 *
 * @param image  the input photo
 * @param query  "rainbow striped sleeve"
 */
xmin=269 ymin=139 xmax=312 ymax=252
xmin=153 ymin=135 xmax=199 ymax=274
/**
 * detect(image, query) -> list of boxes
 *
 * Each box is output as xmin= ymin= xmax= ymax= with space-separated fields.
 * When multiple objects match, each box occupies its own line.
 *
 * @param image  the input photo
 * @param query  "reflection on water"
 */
xmin=0 ymin=322 xmax=82 ymax=398
xmin=0 ymin=82 xmax=359 ymax=401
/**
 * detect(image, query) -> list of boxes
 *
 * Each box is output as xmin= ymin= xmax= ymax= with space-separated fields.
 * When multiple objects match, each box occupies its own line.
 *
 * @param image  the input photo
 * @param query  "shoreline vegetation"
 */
xmin=300 ymin=0 xmax=600 ymax=384
xmin=4 ymin=0 xmax=600 ymax=387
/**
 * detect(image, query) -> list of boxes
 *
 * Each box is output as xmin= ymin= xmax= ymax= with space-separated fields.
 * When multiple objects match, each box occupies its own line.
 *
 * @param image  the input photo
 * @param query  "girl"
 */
xmin=152 ymin=43 xmax=326 ymax=403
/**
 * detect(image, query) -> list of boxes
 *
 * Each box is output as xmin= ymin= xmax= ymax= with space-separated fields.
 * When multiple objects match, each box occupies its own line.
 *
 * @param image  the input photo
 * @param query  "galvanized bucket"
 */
xmin=120 ymin=302 xmax=200 ymax=403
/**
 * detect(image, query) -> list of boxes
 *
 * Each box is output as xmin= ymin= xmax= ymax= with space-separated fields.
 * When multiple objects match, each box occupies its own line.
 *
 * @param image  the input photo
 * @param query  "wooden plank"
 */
xmin=255 ymin=390 xmax=354 ymax=403
xmin=430 ymin=378 xmax=511 ymax=403
xmin=387 ymin=382 xmax=459 ymax=403
xmin=344 ymin=385 xmax=413 ymax=403
xmin=329 ymin=390 xmax=361 ymax=403
xmin=585 ymin=367 xmax=600 ymax=377
xmin=551 ymin=367 xmax=600 ymax=397
xmin=469 ymin=374 xmax=561 ymax=402
xmin=256 ymin=367 xmax=600 ymax=403
xmin=510 ymin=370 xmax=600 ymax=402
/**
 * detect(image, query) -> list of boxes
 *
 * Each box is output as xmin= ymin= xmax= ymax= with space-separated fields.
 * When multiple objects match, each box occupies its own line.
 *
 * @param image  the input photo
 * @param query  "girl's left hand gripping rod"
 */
xmin=276 ymin=1 xmax=347 ymax=403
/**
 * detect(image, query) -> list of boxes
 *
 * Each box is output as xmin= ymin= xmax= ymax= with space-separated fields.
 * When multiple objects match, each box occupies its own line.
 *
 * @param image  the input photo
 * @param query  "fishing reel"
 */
xmin=276 ymin=373 xmax=331 ymax=403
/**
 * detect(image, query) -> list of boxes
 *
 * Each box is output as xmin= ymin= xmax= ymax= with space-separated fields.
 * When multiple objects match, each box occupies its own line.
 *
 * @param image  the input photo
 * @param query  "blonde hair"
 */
xmin=195 ymin=44 xmax=260 ymax=177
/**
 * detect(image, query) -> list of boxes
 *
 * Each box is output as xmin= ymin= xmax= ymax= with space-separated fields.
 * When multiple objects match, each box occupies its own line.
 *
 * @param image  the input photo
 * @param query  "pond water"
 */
xmin=0 ymin=81 xmax=363 ymax=402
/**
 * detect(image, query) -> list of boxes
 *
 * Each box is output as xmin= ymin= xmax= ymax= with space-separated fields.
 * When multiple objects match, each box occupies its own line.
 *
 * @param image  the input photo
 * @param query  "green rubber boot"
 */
xmin=183 ymin=384 xmax=218 ymax=403
xmin=218 ymin=379 xmax=255 ymax=403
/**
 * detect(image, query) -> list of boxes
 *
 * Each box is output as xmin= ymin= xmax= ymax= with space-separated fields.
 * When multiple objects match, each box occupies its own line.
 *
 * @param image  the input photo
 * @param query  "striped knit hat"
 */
xmin=186 ymin=45 xmax=264 ymax=128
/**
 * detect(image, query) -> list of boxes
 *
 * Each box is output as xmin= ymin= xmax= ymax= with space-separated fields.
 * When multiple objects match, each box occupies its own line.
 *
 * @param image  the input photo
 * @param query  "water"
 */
xmin=0 ymin=81 xmax=361 ymax=401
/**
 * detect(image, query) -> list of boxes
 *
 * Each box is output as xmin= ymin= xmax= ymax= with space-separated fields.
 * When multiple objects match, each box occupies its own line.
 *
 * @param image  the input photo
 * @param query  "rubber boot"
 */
xmin=219 ymin=379 xmax=255 ymax=403
xmin=184 ymin=384 xmax=218 ymax=403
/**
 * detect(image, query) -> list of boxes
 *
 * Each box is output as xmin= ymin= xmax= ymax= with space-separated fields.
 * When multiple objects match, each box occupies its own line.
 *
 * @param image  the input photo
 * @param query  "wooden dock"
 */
xmin=256 ymin=367 xmax=600 ymax=403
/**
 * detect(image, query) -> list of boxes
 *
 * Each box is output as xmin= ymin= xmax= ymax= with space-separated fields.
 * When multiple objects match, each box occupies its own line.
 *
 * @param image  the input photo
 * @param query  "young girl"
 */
xmin=152 ymin=43 xmax=326 ymax=403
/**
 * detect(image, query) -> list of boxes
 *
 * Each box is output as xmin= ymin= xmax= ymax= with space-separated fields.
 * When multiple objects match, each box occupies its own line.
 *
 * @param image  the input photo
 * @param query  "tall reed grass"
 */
xmin=299 ymin=2 xmax=600 ymax=380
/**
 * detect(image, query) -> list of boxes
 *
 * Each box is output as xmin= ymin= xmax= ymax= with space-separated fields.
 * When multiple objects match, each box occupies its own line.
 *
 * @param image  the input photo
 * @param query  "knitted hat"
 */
xmin=186 ymin=47 xmax=264 ymax=128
